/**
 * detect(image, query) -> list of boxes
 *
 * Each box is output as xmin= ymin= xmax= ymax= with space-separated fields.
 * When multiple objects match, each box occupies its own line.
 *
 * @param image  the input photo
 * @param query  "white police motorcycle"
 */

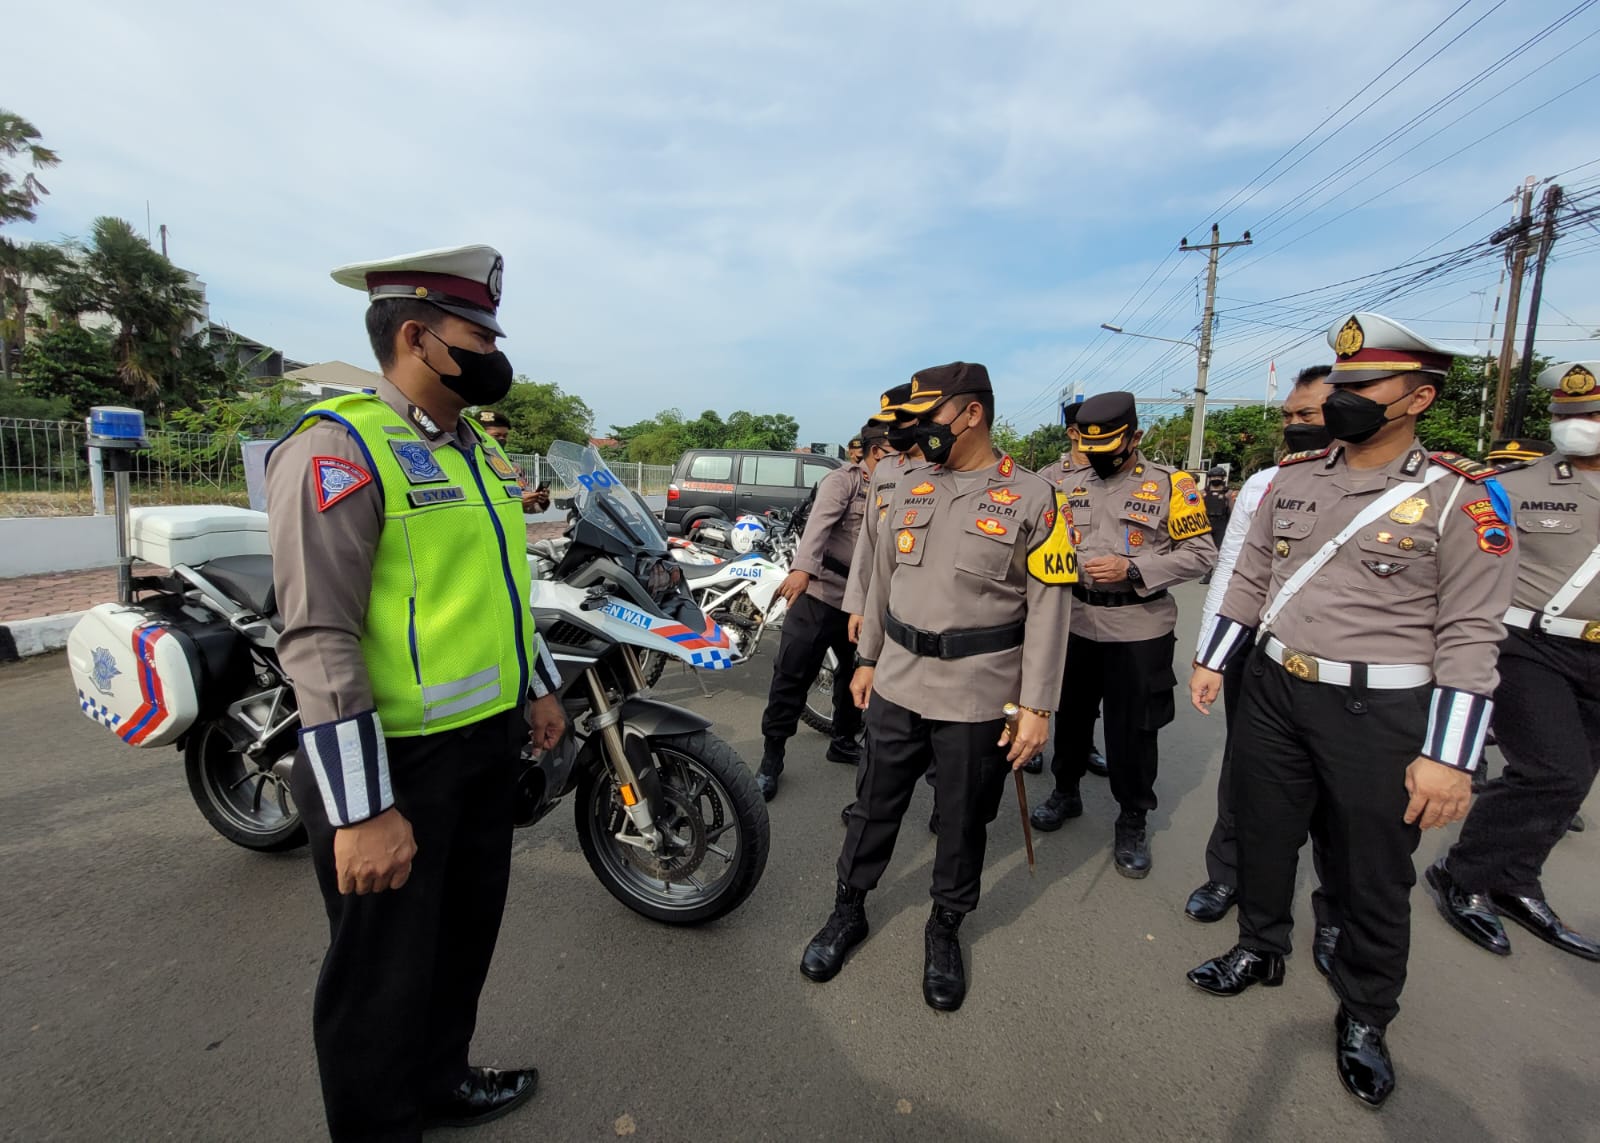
xmin=66 ymin=421 xmax=768 ymax=925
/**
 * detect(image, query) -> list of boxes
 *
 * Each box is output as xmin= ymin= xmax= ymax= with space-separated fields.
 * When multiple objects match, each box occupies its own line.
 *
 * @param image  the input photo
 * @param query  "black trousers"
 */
xmin=761 ymin=592 xmax=860 ymax=749
xmin=1203 ymin=653 xmax=1338 ymax=930
xmin=1232 ymin=649 xmax=1424 ymax=1028
xmin=1448 ymin=629 xmax=1600 ymax=898
xmin=1052 ymin=630 xmax=1176 ymax=819
xmin=838 ymin=694 xmax=1011 ymax=913
xmin=290 ymin=708 xmax=524 ymax=1143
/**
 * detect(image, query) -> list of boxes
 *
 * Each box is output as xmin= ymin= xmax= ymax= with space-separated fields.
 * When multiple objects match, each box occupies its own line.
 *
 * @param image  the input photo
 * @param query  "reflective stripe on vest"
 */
xmin=287 ymin=394 xmax=536 ymax=737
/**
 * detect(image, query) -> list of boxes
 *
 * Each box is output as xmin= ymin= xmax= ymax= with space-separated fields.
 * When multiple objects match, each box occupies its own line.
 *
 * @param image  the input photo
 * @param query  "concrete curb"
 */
xmin=0 ymin=611 xmax=85 ymax=663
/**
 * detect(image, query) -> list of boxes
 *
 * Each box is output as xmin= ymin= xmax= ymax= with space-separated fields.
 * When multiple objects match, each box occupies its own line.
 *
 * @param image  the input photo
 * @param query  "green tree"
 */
xmin=1418 ymin=353 xmax=1550 ymax=454
xmin=0 ymin=109 xmax=62 ymax=381
xmin=609 ymin=406 xmax=800 ymax=463
xmin=723 ymin=410 xmax=798 ymax=451
xmin=15 ymin=324 xmax=121 ymax=415
xmin=46 ymin=216 xmax=205 ymax=404
xmin=482 ymin=377 xmax=594 ymax=454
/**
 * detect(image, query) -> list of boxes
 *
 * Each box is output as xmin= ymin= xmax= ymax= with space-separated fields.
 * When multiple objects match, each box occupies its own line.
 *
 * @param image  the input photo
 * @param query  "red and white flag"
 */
xmin=1266 ymin=359 xmax=1278 ymax=405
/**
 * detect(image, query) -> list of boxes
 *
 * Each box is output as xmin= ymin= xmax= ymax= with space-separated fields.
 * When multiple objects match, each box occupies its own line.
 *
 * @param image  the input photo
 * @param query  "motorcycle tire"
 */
xmin=184 ymin=720 xmax=307 ymax=852
xmin=575 ymin=730 xmax=769 ymax=925
xmin=636 ymin=650 xmax=668 ymax=688
xmin=799 ymin=651 xmax=837 ymax=736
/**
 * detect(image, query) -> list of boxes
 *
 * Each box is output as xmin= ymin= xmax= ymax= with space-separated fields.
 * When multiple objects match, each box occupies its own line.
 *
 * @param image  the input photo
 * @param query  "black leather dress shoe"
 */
xmin=1490 ymin=891 xmax=1600 ymax=962
xmin=1184 ymin=881 xmax=1236 ymax=923
xmin=826 ymin=737 xmax=861 ymax=766
xmin=1570 ymin=812 xmax=1587 ymax=834
xmin=1086 ymin=750 xmax=1109 ymax=778
xmin=1022 ymin=752 xmax=1044 ymax=774
xmin=801 ymin=882 xmax=870 ymax=982
xmin=1313 ymin=925 xmax=1340 ymax=979
xmin=1335 ymin=1007 xmax=1395 ymax=1108
xmin=1186 ymin=945 xmax=1286 ymax=996
xmin=425 ymin=1066 xmax=539 ymax=1128
xmin=923 ymin=906 xmax=967 ymax=1011
xmin=1030 ymin=788 xmax=1082 ymax=832
xmin=1113 ymin=820 xmax=1151 ymax=879
xmin=1424 ymin=861 xmax=1510 ymax=956
xmin=755 ymin=745 xmax=783 ymax=802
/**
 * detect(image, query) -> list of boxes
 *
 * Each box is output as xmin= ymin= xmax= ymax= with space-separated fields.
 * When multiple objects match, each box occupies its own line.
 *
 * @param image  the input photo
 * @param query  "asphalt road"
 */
xmin=3 ymin=584 xmax=1597 ymax=1142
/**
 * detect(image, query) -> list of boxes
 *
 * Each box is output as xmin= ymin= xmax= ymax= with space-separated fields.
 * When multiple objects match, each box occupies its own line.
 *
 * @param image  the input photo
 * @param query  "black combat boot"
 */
xmin=1113 ymin=813 xmax=1151 ymax=879
xmin=801 ymin=881 xmax=870 ymax=982
xmin=755 ymin=737 xmax=785 ymax=802
xmin=1030 ymin=787 xmax=1082 ymax=831
xmin=923 ymin=905 xmax=967 ymax=1011
xmin=826 ymin=736 xmax=861 ymax=765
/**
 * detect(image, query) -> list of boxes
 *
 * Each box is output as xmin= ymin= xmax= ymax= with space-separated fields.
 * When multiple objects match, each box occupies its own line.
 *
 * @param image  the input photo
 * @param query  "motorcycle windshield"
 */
xmin=545 ymin=441 xmax=668 ymax=555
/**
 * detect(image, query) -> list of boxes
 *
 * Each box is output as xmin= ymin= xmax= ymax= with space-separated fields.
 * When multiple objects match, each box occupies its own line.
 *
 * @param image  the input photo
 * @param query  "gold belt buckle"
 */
xmin=1281 ymin=649 xmax=1319 ymax=682
xmin=1583 ymin=620 xmax=1600 ymax=644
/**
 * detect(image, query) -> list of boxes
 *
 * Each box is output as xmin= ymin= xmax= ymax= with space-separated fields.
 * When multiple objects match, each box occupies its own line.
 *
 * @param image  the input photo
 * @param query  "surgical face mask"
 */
xmin=1086 ymin=446 xmax=1134 ymax=480
xmin=1552 ymin=417 xmax=1600 ymax=457
xmin=1282 ymin=422 xmax=1334 ymax=454
xmin=425 ymin=328 xmax=515 ymax=405
xmin=1320 ymin=387 xmax=1411 ymax=445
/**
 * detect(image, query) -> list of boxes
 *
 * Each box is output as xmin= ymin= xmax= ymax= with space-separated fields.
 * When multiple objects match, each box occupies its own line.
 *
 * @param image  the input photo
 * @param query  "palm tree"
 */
xmin=47 ymin=217 xmax=204 ymax=402
xmin=0 ymin=109 xmax=61 ymax=381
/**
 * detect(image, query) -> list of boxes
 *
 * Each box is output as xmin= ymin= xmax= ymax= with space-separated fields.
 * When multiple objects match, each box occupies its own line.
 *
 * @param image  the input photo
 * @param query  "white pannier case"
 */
xmin=68 ymin=505 xmax=268 ymax=747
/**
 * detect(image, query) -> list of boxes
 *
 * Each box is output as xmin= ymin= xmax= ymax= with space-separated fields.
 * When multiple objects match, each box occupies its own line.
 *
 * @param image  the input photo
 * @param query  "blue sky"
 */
xmin=10 ymin=0 xmax=1600 ymax=444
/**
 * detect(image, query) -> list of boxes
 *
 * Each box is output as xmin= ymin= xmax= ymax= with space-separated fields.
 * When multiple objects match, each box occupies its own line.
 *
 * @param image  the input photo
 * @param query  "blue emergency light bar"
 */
xmin=87 ymin=406 xmax=148 ymax=448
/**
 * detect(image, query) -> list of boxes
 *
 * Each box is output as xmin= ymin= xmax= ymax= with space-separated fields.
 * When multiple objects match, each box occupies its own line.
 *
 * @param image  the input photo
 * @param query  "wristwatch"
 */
xmin=1125 ymin=561 xmax=1143 ymax=585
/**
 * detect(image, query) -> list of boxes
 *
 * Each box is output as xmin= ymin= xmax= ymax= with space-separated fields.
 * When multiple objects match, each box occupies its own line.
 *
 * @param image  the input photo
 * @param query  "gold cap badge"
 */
xmin=1334 ymin=317 xmax=1365 ymax=359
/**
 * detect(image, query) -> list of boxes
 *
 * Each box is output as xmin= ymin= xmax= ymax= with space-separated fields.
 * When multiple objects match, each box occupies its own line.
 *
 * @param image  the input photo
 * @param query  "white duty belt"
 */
xmin=1504 ymin=539 xmax=1600 ymax=643
xmin=1263 ymin=636 xmax=1432 ymax=688
xmin=1257 ymin=466 xmax=1453 ymax=635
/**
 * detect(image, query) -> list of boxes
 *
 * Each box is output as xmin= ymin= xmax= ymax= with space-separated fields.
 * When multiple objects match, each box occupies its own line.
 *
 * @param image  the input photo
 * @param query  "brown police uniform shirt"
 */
xmin=791 ymin=461 xmax=867 ymax=611
xmin=857 ymin=454 xmax=1074 ymax=720
xmin=1497 ymin=454 xmax=1600 ymax=619
xmin=1217 ymin=442 xmax=1516 ymax=697
xmin=266 ymin=380 xmax=552 ymax=730
xmin=1040 ymin=449 xmax=1217 ymax=643
xmin=842 ymin=454 xmax=930 ymax=616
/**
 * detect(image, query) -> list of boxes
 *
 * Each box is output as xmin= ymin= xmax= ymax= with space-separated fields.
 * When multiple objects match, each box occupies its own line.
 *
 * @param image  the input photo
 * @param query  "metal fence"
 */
xmin=0 ymin=417 xmax=673 ymax=517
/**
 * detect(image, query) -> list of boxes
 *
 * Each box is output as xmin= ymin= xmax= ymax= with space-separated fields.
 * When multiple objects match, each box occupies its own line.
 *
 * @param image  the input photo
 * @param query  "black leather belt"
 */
xmin=1072 ymin=586 xmax=1169 ymax=607
xmin=885 ymin=612 xmax=1025 ymax=659
xmin=822 ymin=553 xmax=851 ymax=578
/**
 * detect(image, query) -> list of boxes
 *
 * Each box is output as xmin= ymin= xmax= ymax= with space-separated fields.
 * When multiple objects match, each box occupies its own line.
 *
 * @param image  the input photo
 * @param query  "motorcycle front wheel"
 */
xmin=801 ymin=647 xmax=840 ymax=736
xmin=184 ymin=720 xmax=307 ymax=852
xmin=575 ymin=731 xmax=769 ymax=925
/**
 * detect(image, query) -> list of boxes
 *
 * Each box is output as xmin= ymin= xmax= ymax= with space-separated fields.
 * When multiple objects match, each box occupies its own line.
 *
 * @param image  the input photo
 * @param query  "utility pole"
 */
xmin=1506 ymin=183 xmax=1565 ymax=439
xmin=1492 ymin=177 xmax=1536 ymax=438
xmin=1180 ymin=224 xmax=1251 ymax=471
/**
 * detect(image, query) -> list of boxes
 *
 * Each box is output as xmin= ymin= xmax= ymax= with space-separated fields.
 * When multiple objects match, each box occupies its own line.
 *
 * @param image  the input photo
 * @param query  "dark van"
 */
xmin=664 ymin=449 xmax=844 ymax=533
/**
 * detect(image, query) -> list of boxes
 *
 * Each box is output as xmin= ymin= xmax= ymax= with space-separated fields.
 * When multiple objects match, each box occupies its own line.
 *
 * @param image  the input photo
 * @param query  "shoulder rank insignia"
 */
xmin=1556 ymin=460 xmax=1574 ymax=481
xmin=1027 ymin=490 xmax=1079 ymax=585
xmin=485 ymin=451 xmax=517 ymax=481
xmin=1429 ymin=451 xmax=1497 ymax=482
xmin=1167 ymin=471 xmax=1211 ymax=541
xmin=390 ymin=440 xmax=448 ymax=484
xmin=1278 ymin=447 xmax=1333 ymax=467
xmin=312 ymin=456 xmax=372 ymax=512
xmin=1400 ymin=448 xmax=1426 ymax=477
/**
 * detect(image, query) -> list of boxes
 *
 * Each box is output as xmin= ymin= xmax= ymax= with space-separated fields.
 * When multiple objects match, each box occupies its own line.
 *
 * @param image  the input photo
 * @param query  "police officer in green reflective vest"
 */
xmin=266 ymin=245 xmax=567 ymax=1142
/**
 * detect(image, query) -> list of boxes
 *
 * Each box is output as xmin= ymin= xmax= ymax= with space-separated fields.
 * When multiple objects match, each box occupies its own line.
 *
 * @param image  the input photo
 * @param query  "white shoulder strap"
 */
xmin=1544 ymin=543 xmax=1600 ymax=618
xmin=1259 ymin=466 xmax=1452 ymax=634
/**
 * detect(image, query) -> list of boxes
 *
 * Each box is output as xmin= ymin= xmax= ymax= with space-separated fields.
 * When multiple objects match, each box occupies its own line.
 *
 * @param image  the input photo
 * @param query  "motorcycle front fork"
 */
xmin=583 ymin=648 xmax=677 ymax=854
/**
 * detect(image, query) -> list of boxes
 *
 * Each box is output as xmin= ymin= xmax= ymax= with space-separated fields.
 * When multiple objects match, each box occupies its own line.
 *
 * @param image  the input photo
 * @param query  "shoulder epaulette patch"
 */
xmin=1429 ymin=451 xmax=1497 ymax=482
xmin=1278 ymin=447 xmax=1332 ymax=467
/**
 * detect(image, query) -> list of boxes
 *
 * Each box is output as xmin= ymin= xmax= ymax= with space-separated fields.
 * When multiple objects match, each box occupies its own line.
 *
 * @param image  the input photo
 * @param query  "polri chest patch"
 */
xmin=390 ymin=440 xmax=448 ymax=484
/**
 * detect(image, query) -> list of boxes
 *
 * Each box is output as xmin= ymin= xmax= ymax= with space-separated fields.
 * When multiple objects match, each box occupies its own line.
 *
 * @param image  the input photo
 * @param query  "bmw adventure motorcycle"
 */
xmin=65 ymin=439 xmax=769 ymax=925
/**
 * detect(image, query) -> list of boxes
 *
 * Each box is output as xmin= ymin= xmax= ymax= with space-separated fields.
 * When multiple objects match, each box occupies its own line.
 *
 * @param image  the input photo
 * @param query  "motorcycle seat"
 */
xmin=200 ymin=554 xmax=279 ymax=621
xmin=679 ymin=560 xmax=732 ymax=581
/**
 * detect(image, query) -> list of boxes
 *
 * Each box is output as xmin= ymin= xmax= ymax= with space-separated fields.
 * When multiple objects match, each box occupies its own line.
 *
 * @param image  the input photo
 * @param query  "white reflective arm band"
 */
xmin=529 ymin=637 xmax=561 ymax=699
xmin=300 ymin=709 xmax=392 ymax=828
xmin=1422 ymin=687 xmax=1493 ymax=773
xmin=1197 ymin=617 xmax=1254 ymax=672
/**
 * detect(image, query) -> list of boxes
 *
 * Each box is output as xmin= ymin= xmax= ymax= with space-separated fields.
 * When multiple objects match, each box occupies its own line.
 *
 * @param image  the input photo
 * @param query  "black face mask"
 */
xmin=1321 ymin=387 xmax=1410 ymax=445
xmin=1281 ymin=422 xmax=1334 ymax=454
xmin=1087 ymin=448 xmax=1132 ymax=480
xmin=912 ymin=413 xmax=968 ymax=466
xmin=425 ymin=329 xmax=515 ymax=405
xmin=886 ymin=424 xmax=920 ymax=453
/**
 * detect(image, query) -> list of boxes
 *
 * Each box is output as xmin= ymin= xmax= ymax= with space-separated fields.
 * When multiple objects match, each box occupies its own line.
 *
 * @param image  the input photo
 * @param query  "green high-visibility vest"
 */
xmin=292 ymin=393 xmax=536 ymax=737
